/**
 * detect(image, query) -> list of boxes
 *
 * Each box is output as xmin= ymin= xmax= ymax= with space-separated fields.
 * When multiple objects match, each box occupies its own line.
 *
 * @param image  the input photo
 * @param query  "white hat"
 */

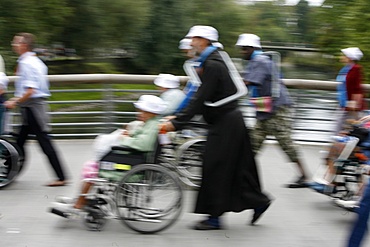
xmin=341 ymin=47 xmax=363 ymax=61
xmin=134 ymin=95 xmax=166 ymax=114
xmin=185 ymin=25 xmax=219 ymax=42
xmin=179 ymin=38 xmax=192 ymax=50
xmin=235 ymin=33 xmax=261 ymax=48
xmin=212 ymin=42 xmax=224 ymax=50
xmin=153 ymin=73 xmax=180 ymax=89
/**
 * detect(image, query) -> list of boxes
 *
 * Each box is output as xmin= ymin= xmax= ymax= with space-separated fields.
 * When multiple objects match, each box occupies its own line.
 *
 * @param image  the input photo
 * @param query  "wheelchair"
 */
xmin=308 ymin=122 xmax=370 ymax=207
xmin=50 ymin=130 xmax=205 ymax=234
xmin=0 ymin=136 xmax=25 ymax=188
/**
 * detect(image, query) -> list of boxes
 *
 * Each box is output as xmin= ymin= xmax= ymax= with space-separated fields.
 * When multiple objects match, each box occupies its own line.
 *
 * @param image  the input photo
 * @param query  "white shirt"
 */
xmin=15 ymin=52 xmax=50 ymax=98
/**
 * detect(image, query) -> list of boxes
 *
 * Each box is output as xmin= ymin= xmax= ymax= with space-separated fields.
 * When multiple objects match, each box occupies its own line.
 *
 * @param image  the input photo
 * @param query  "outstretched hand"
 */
xmin=159 ymin=121 xmax=175 ymax=132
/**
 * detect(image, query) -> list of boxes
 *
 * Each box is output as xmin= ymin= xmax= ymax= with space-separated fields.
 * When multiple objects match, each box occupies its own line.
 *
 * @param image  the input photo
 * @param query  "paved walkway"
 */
xmin=0 ymin=140 xmax=368 ymax=247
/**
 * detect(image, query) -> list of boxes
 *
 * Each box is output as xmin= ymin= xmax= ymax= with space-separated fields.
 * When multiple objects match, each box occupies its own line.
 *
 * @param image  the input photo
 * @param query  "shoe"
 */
xmin=307 ymin=182 xmax=326 ymax=192
xmin=192 ymin=219 xmax=222 ymax=230
xmin=46 ymin=180 xmax=69 ymax=187
xmin=50 ymin=204 xmax=81 ymax=218
xmin=286 ymin=176 xmax=309 ymax=188
xmin=333 ymin=199 xmax=359 ymax=212
xmin=308 ymin=182 xmax=337 ymax=195
xmin=251 ymin=202 xmax=271 ymax=225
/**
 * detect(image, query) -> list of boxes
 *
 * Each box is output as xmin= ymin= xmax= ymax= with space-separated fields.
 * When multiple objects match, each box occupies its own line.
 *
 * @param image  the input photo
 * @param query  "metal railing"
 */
xmin=6 ymin=74 xmax=367 ymax=143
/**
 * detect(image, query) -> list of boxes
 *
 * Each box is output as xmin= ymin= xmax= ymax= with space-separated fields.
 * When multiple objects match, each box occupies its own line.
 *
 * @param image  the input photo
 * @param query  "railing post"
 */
xmin=102 ymin=83 xmax=116 ymax=133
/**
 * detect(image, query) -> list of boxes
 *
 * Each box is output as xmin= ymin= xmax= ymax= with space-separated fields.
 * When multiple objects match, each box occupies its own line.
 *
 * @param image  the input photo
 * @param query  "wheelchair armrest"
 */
xmin=111 ymin=145 xmax=141 ymax=152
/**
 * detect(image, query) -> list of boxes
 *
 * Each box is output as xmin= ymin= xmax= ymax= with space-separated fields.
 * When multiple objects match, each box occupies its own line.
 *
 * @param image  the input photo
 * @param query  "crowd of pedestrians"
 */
xmin=1 ymin=27 xmax=369 ymax=246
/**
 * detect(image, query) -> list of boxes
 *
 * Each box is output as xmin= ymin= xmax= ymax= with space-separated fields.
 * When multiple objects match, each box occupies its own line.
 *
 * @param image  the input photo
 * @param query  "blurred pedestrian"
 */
xmin=179 ymin=38 xmax=195 ymax=59
xmin=176 ymin=39 xmax=198 ymax=114
xmin=336 ymin=47 xmax=366 ymax=133
xmin=161 ymin=26 xmax=271 ymax=230
xmin=236 ymin=33 xmax=309 ymax=188
xmin=5 ymin=32 xmax=68 ymax=186
xmin=154 ymin=73 xmax=185 ymax=116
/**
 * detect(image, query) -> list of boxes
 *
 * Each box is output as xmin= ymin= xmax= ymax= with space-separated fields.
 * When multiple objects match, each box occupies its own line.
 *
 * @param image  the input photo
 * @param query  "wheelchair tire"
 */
xmin=0 ymin=139 xmax=22 ymax=188
xmin=175 ymin=138 xmax=205 ymax=187
xmin=116 ymin=164 xmax=183 ymax=234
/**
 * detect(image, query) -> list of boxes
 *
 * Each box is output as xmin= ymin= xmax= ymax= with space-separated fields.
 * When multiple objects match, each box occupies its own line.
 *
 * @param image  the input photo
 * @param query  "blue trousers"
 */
xmin=347 ymin=178 xmax=370 ymax=247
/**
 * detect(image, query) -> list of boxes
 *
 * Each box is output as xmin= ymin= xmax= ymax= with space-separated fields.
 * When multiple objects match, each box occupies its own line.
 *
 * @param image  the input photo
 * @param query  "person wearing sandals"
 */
xmin=236 ymin=33 xmax=309 ymax=188
xmin=161 ymin=26 xmax=272 ymax=230
xmin=5 ymin=33 xmax=68 ymax=186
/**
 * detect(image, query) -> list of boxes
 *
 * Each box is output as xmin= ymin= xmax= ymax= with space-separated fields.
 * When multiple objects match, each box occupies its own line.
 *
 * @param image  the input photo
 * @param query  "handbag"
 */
xmin=248 ymin=52 xmax=281 ymax=113
xmin=249 ymin=96 xmax=273 ymax=113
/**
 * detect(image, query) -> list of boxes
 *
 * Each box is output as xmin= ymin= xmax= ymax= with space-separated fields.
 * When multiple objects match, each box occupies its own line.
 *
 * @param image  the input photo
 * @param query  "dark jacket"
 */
xmin=172 ymin=50 xmax=270 ymax=216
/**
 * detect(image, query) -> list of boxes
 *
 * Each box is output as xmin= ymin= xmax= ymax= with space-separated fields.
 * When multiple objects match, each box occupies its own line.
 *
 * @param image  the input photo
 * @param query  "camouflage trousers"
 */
xmin=251 ymin=106 xmax=299 ymax=163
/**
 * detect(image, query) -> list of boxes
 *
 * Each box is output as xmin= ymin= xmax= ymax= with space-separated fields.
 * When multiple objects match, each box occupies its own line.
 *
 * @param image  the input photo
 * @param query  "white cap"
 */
xmin=153 ymin=73 xmax=180 ymax=89
xmin=179 ymin=38 xmax=192 ymax=50
xmin=212 ymin=42 xmax=224 ymax=50
xmin=235 ymin=33 xmax=261 ymax=48
xmin=185 ymin=25 xmax=219 ymax=42
xmin=134 ymin=95 xmax=166 ymax=114
xmin=341 ymin=47 xmax=363 ymax=61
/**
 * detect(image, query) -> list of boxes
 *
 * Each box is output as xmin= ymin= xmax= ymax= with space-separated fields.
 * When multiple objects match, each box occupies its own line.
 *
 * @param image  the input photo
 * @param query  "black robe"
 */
xmin=172 ymin=51 xmax=270 ymax=217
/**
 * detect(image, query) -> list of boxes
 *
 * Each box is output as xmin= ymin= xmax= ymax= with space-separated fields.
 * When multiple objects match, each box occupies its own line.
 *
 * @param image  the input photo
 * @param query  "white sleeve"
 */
xmin=0 ymin=72 xmax=9 ymax=90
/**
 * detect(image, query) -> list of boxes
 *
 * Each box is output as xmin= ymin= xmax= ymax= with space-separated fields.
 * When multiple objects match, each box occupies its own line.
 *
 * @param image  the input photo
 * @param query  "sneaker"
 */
xmin=333 ymin=199 xmax=359 ymax=212
xmin=286 ymin=176 xmax=309 ymax=188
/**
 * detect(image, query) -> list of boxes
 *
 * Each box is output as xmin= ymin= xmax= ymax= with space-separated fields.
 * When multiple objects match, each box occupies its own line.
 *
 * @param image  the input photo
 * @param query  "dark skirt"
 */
xmin=194 ymin=108 xmax=270 ymax=216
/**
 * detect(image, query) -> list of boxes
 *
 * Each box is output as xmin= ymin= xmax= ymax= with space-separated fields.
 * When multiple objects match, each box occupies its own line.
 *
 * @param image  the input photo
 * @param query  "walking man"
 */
xmin=236 ymin=33 xmax=309 ymax=188
xmin=161 ymin=26 xmax=271 ymax=230
xmin=5 ymin=32 xmax=68 ymax=186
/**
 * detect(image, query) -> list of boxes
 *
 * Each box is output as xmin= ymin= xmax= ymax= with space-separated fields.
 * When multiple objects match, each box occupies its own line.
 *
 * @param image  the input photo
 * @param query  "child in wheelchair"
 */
xmin=308 ymin=116 xmax=370 ymax=211
xmin=51 ymin=95 xmax=166 ymax=215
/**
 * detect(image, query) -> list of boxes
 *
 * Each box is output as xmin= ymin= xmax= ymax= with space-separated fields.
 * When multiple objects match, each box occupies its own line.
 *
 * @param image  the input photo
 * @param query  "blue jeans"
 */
xmin=347 ymin=178 xmax=370 ymax=247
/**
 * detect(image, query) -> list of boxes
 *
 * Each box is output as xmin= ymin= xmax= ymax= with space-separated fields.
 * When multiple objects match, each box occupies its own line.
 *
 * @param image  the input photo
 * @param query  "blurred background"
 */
xmin=0 ymin=0 xmax=369 ymax=81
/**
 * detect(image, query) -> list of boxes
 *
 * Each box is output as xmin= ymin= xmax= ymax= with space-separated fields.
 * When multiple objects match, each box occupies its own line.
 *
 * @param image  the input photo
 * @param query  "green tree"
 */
xmin=314 ymin=0 xmax=370 ymax=81
xmin=0 ymin=0 xmax=72 ymax=72
xmin=134 ymin=0 xmax=189 ymax=74
xmin=296 ymin=0 xmax=311 ymax=42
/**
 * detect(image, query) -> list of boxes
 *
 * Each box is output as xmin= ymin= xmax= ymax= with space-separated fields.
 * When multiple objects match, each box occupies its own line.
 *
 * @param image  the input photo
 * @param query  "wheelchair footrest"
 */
xmin=50 ymin=207 xmax=72 ymax=218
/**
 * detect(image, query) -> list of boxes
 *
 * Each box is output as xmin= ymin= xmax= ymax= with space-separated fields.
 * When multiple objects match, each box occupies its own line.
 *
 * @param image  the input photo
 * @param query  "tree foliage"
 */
xmin=314 ymin=0 xmax=370 ymax=81
xmin=0 ymin=0 xmax=369 ymax=80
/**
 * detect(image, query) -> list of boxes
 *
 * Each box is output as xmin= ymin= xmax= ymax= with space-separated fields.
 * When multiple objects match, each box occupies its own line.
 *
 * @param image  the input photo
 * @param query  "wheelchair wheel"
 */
xmin=0 ymin=139 xmax=21 ymax=188
xmin=176 ymin=138 xmax=204 ymax=187
xmin=83 ymin=206 xmax=107 ymax=231
xmin=116 ymin=164 xmax=183 ymax=234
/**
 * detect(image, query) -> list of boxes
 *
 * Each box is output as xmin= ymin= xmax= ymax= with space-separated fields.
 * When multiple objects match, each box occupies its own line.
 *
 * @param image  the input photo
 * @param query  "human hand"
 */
xmin=4 ymin=99 xmax=17 ymax=109
xmin=159 ymin=121 xmax=175 ymax=132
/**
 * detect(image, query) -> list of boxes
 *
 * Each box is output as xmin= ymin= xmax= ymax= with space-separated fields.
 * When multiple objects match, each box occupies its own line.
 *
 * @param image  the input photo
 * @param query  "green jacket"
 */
xmin=121 ymin=117 xmax=159 ymax=152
